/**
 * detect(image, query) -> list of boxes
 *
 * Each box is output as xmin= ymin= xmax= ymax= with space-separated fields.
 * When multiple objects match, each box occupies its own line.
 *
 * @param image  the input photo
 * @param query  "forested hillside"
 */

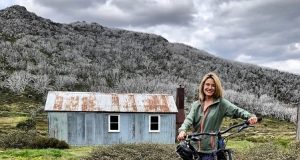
xmin=0 ymin=5 xmax=299 ymax=122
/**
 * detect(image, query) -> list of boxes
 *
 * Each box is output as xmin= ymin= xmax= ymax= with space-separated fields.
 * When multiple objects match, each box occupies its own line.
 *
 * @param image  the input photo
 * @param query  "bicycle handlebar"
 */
xmin=187 ymin=117 xmax=262 ymax=139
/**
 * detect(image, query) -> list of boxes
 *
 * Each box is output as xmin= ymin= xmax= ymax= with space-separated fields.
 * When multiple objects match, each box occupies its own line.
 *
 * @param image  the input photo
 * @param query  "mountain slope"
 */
xmin=0 ymin=5 xmax=299 ymax=121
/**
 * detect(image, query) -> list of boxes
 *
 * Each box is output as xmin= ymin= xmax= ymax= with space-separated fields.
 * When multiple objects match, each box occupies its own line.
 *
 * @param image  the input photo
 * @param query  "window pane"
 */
xmin=151 ymin=116 xmax=158 ymax=123
xmin=110 ymin=116 xmax=118 ymax=122
xmin=151 ymin=124 xmax=158 ymax=130
xmin=110 ymin=123 xmax=118 ymax=130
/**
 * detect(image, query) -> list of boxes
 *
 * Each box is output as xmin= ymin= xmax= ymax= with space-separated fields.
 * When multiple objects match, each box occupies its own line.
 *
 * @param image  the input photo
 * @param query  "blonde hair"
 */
xmin=199 ymin=72 xmax=223 ymax=103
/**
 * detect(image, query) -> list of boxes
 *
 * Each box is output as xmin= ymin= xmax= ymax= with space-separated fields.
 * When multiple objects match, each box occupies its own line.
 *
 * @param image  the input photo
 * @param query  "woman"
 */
xmin=177 ymin=72 xmax=257 ymax=159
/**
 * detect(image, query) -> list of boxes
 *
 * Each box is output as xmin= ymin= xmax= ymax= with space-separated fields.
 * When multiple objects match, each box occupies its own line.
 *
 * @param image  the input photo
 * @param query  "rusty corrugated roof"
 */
xmin=44 ymin=91 xmax=178 ymax=113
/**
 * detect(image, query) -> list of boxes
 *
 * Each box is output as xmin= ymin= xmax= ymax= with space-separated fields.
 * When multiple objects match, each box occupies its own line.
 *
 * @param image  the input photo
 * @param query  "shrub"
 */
xmin=30 ymin=137 xmax=69 ymax=149
xmin=47 ymin=138 xmax=60 ymax=148
xmin=16 ymin=118 xmax=36 ymax=131
xmin=56 ymin=140 xmax=70 ymax=149
xmin=0 ymin=130 xmax=34 ymax=148
xmin=0 ymin=130 xmax=69 ymax=149
xmin=0 ymin=104 xmax=10 ymax=111
xmin=30 ymin=136 xmax=48 ymax=148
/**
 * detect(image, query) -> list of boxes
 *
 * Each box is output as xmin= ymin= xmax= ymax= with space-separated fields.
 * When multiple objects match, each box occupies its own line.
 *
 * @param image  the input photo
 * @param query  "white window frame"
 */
xmin=149 ymin=115 xmax=160 ymax=132
xmin=108 ymin=114 xmax=120 ymax=132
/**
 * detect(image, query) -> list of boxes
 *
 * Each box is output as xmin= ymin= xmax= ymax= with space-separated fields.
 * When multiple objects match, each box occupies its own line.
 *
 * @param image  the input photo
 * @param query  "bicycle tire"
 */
xmin=215 ymin=149 xmax=232 ymax=160
xmin=223 ymin=150 xmax=232 ymax=160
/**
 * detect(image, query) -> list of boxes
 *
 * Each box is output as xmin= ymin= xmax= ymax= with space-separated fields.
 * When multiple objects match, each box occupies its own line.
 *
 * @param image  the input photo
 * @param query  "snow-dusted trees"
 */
xmin=224 ymin=90 xmax=297 ymax=123
xmin=3 ymin=70 xmax=31 ymax=93
xmin=30 ymin=74 xmax=51 ymax=94
xmin=0 ymin=5 xmax=299 ymax=123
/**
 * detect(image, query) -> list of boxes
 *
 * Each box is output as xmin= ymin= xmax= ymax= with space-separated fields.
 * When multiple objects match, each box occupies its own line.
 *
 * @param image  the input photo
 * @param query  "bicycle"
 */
xmin=176 ymin=117 xmax=262 ymax=160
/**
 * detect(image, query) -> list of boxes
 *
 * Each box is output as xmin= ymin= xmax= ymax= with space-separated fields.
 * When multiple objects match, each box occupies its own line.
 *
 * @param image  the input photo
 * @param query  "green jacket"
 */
xmin=178 ymin=98 xmax=253 ymax=153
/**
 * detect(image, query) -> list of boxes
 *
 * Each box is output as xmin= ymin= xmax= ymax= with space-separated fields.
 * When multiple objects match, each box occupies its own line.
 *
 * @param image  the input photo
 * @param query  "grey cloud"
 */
xmin=207 ymin=31 xmax=299 ymax=64
xmin=111 ymin=0 xmax=196 ymax=26
xmin=32 ymin=0 xmax=196 ymax=27
xmin=33 ymin=0 xmax=106 ymax=10
xmin=213 ymin=0 xmax=300 ymax=37
xmin=202 ymin=0 xmax=300 ymax=63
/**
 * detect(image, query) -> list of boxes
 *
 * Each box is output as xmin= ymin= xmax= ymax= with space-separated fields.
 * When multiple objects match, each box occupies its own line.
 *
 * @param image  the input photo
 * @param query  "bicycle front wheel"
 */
xmin=217 ymin=149 xmax=233 ymax=160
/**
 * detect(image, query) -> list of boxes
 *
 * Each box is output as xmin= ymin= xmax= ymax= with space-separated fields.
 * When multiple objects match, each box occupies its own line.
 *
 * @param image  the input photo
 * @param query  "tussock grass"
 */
xmin=82 ymin=143 xmax=181 ymax=160
xmin=0 ymin=117 xmax=27 ymax=126
xmin=236 ymin=141 xmax=300 ymax=160
xmin=81 ymin=142 xmax=300 ymax=160
xmin=81 ymin=117 xmax=298 ymax=160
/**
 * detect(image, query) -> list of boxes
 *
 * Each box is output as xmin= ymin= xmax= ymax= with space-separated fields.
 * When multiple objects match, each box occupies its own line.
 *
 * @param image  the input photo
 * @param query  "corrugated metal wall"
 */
xmin=48 ymin=112 xmax=176 ymax=145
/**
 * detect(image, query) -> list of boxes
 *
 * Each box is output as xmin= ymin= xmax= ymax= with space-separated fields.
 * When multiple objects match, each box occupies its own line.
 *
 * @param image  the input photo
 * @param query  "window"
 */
xmin=108 ymin=115 xmax=120 ymax=132
xmin=149 ymin=115 xmax=160 ymax=132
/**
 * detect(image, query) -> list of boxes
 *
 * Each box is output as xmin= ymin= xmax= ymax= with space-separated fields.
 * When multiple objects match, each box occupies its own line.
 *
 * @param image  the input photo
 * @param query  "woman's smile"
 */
xmin=203 ymin=78 xmax=215 ymax=96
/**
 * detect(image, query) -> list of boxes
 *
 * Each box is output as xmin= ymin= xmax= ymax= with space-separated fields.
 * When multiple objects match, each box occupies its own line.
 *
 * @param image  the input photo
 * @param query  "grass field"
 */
xmin=1 ymin=116 xmax=298 ymax=160
xmin=0 ymin=147 xmax=93 ymax=160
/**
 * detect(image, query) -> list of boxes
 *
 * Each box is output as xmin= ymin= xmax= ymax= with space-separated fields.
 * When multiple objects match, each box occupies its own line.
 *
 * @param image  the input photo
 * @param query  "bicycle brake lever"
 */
xmin=237 ymin=124 xmax=248 ymax=132
xmin=191 ymin=136 xmax=201 ymax=141
xmin=238 ymin=123 xmax=255 ymax=132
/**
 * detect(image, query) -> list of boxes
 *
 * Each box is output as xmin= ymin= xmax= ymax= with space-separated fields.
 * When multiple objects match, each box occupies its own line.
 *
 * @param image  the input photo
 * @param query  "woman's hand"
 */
xmin=177 ymin=131 xmax=186 ymax=141
xmin=248 ymin=116 xmax=258 ymax=125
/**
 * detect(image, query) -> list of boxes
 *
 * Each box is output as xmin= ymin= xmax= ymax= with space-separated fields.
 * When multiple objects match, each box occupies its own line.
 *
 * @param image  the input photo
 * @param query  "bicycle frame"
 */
xmin=184 ymin=136 xmax=233 ymax=160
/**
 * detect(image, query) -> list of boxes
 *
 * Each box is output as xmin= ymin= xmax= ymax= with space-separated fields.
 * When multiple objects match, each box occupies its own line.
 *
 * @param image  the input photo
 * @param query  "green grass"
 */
xmin=0 ymin=117 xmax=28 ymax=135
xmin=227 ymin=140 xmax=254 ymax=152
xmin=0 ymin=92 xmax=41 ymax=113
xmin=0 ymin=117 xmax=27 ymax=126
xmin=222 ymin=117 xmax=296 ymax=141
xmin=0 ymin=147 xmax=93 ymax=160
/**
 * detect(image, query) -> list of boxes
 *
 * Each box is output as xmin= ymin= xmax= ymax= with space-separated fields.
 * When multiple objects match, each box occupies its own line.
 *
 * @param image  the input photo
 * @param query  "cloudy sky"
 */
xmin=1 ymin=0 xmax=300 ymax=75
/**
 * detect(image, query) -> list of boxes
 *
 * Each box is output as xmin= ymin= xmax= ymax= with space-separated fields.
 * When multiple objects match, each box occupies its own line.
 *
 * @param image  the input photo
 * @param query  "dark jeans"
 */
xmin=199 ymin=153 xmax=215 ymax=160
xmin=199 ymin=151 xmax=226 ymax=160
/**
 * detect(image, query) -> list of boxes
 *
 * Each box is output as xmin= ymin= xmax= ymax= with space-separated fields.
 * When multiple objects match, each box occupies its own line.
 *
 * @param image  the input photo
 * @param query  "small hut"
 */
xmin=44 ymin=91 xmax=178 ymax=145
